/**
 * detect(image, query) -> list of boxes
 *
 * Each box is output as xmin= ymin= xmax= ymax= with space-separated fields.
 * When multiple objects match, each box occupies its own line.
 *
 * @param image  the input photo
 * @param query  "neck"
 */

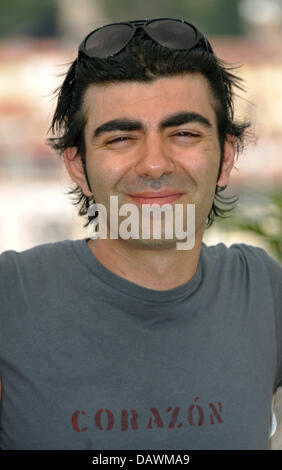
xmin=86 ymin=227 xmax=205 ymax=291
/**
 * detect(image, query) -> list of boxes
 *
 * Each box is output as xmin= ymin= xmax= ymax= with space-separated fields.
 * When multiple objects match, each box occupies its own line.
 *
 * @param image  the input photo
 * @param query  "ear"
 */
xmin=217 ymin=135 xmax=236 ymax=187
xmin=63 ymin=147 xmax=92 ymax=197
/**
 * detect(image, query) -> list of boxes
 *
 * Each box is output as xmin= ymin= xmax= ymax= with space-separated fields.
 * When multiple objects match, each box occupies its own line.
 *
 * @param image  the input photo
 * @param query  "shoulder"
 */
xmin=202 ymin=240 xmax=280 ymax=264
xmin=0 ymin=239 xmax=73 ymax=260
xmin=0 ymin=239 xmax=75 ymax=283
xmin=201 ymin=241 xmax=282 ymax=287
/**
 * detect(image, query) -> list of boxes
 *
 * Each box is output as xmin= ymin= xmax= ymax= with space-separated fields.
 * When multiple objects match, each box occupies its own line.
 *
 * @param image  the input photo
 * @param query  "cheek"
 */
xmin=180 ymin=147 xmax=219 ymax=183
xmin=86 ymin=153 xmax=130 ymax=195
xmin=199 ymin=162 xmax=219 ymax=183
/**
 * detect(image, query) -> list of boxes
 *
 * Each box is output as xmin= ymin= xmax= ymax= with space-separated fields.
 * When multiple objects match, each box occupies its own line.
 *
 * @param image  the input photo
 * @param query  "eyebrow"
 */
xmin=92 ymin=111 xmax=212 ymax=140
xmin=93 ymin=119 xmax=143 ymax=139
xmin=160 ymin=112 xmax=212 ymax=130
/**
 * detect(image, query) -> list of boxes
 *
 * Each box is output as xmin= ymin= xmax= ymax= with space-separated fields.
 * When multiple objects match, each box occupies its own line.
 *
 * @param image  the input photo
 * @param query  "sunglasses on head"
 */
xmin=78 ymin=18 xmax=213 ymax=59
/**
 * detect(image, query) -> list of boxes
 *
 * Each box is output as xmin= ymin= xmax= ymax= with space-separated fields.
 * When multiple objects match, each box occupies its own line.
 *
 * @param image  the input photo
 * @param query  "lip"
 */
xmin=128 ymin=191 xmax=184 ymax=206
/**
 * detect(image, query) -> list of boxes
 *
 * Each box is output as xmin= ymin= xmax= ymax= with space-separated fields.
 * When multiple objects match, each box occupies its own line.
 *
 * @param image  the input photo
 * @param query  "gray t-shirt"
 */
xmin=0 ymin=238 xmax=281 ymax=450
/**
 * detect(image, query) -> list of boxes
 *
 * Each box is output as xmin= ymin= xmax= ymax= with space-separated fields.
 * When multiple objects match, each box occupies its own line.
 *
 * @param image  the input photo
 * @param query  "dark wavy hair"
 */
xmin=47 ymin=27 xmax=251 ymax=228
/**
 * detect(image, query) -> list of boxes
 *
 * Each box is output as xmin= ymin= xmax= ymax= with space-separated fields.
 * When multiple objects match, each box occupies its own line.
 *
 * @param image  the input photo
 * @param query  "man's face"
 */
xmin=69 ymin=73 xmax=234 ymax=247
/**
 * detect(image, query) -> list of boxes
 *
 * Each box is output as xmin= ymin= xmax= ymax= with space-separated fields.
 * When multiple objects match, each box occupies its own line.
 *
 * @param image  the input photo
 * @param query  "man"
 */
xmin=0 ymin=18 xmax=281 ymax=450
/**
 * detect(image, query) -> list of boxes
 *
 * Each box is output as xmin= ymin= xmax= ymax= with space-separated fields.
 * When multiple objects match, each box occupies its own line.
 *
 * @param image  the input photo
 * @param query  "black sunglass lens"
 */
xmin=146 ymin=20 xmax=198 ymax=50
xmin=84 ymin=24 xmax=133 ymax=58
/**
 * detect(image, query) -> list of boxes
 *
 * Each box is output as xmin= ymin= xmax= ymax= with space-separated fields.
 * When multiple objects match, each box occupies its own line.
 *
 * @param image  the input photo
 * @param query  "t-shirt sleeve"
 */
xmin=258 ymin=249 xmax=282 ymax=389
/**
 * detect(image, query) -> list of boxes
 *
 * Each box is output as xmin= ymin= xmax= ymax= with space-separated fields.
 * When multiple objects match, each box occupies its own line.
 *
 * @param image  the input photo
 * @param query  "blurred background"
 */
xmin=0 ymin=0 xmax=281 ymax=260
xmin=0 ymin=0 xmax=281 ymax=448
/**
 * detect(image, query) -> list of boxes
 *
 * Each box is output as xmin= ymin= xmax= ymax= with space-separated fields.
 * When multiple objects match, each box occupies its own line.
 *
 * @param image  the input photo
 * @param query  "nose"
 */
xmin=134 ymin=135 xmax=175 ymax=179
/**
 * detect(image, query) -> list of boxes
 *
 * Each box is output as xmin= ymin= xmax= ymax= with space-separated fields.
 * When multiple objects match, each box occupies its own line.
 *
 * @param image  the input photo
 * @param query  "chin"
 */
xmin=120 ymin=236 xmax=179 ymax=251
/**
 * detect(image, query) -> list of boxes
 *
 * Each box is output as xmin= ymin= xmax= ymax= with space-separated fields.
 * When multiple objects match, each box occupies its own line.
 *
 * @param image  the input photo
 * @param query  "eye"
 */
xmin=173 ymin=131 xmax=199 ymax=138
xmin=105 ymin=136 xmax=139 ymax=148
xmin=107 ymin=136 xmax=131 ymax=144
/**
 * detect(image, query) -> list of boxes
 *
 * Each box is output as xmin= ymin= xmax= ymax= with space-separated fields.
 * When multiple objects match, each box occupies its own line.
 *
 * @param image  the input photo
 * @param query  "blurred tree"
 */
xmin=102 ymin=0 xmax=244 ymax=35
xmin=215 ymin=191 xmax=282 ymax=262
xmin=0 ymin=0 xmax=245 ymax=38
xmin=0 ymin=0 xmax=57 ymax=38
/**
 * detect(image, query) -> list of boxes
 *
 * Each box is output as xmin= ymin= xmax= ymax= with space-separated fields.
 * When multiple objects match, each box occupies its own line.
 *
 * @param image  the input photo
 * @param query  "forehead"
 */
xmin=82 ymin=73 xmax=217 ymax=132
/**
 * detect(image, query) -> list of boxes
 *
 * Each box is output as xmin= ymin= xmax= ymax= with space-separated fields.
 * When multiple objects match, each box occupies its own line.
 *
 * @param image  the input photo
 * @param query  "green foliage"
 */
xmin=216 ymin=191 xmax=282 ymax=262
xmin=0 ymin=0 xmax=57 ymax=38
xmin=0 ymin=0 xmax=244 ymax=38
xmin=102 ymin=0 xmax=244 ymax=36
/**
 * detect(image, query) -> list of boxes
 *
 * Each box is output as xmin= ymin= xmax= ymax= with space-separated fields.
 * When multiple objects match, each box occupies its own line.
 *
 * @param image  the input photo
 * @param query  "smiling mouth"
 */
xmin=128 ymin=191 xmax=184 ymax=206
